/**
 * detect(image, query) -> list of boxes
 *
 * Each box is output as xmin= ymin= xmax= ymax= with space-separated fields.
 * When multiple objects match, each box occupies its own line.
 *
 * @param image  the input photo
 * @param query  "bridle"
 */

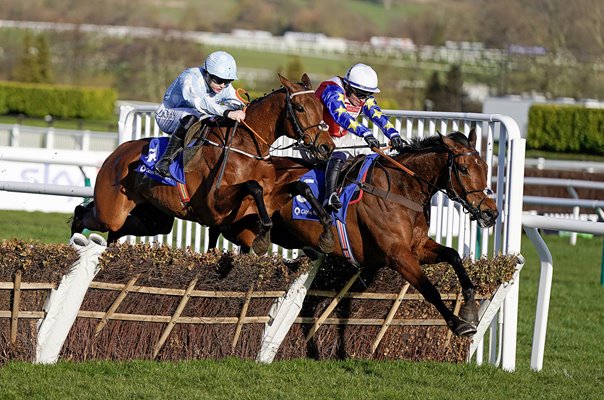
xmin=375 ymin=143 xmax=492 ymax=224
xmin=443 ymin=149 xmax=493 ymax=224
xmin=284 ymin=89 xmax=328 ymax=153
xmin=236 ymin=88 xmax=328 ymax=157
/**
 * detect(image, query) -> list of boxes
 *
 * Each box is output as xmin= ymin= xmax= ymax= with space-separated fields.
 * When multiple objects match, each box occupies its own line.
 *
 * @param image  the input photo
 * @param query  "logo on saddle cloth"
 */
xmin=135 ymin=137 xmax=186 ymax=186
xmin=292 ymin=153 xmax=379 ymax=224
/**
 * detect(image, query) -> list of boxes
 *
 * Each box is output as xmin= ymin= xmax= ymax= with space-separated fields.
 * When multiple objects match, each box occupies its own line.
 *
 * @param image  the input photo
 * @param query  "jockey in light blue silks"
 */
xmin=154 ymin=51 xmax=245 ymax=177
xmin=315 ymin=63 xmax=407 ymax=212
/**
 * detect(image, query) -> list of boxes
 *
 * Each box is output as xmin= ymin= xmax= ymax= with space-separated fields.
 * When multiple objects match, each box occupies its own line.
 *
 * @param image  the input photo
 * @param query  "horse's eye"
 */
xmin=295 ymin=104 xmax=304 ymax=112
xmin=459 ymin=165 xmax=469 ymax=174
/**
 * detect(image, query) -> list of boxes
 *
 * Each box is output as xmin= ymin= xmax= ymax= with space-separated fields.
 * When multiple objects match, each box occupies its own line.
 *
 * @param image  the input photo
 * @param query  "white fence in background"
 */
xmin=0 ymin=123 xmax=117 ymax=151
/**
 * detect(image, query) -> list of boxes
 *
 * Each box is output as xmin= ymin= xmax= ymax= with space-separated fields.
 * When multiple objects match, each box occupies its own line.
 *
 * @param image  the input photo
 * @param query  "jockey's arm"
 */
xmin=361 ymin=97 xmax=400 ymax=139
xmin=320 ymin=84 xmax=372 ymax=138
xmin=181 ymin=71 xmax=241 ymax=118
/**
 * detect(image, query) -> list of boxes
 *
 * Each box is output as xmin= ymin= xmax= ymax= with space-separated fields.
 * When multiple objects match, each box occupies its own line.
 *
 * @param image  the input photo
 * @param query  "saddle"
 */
xmin=292 ymin=154 xmax=379 ymax=223
xmin=135 ymin=117 xmax=232 ymax=186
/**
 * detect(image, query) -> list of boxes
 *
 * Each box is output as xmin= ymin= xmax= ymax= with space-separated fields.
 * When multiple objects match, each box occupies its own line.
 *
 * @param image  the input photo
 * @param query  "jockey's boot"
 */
xmin=323 ymin=157 xmax=344 ymax=212
xmin=155 ymin=115 xmax=196 ymax=177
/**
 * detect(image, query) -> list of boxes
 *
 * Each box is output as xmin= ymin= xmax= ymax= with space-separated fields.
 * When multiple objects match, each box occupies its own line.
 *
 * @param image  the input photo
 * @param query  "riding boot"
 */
xmin=323 ymin=157 xmax=344 ymax=212
xmin=155 ymin=115 xmax=196 ymax=177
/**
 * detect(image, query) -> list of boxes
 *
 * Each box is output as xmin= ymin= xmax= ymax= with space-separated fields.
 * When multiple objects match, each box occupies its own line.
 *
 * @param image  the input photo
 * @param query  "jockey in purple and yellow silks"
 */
xmin=315 ymin=63 xmax=407 ymax=212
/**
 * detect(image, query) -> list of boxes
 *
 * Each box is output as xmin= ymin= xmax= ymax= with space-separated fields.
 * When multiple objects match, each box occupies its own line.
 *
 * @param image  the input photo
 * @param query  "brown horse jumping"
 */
xmin=70 ymin=74 xmax=335 ymax=253
xmin=217 ymin=129 xmax=498 ymax=336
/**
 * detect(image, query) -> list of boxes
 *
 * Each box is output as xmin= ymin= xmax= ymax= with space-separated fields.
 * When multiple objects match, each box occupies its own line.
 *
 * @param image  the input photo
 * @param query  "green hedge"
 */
xmin=527 ymin=104 xmax=604 ymax=155
xmin=0 ymin=81 xmax=117 ymax=120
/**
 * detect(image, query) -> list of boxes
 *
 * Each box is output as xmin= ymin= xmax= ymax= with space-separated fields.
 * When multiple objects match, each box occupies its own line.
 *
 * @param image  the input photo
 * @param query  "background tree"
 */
xmin=11 ymin=32 xmax=53 ymax=83
xmin=285 ymin=56 xmax=305 ymax=82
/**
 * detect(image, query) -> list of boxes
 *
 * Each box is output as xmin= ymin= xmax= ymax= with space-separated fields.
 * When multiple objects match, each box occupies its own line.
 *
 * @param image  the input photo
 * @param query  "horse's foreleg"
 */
xmin=241 ymin=181 xmax=272 ymax=255
xmin=387 ymin=245 xmax=476 ymax=337
xmin=290 ymin=181 xmax=334 ymax=253
xmin=419 ymin=239 xmax=478 ymax=325
xmin=208 ymin=226 xmax=221 ymax=250
xmin=212 ymin=180 xmax=272 ymax=254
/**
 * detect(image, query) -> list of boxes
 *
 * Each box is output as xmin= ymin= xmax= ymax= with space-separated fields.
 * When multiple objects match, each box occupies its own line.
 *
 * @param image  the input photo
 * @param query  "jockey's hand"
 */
xmin=227 ymin=109 xmax=246 ymax=122
xmin=364 ymin=134 xmax=380 ymax=150
xmin=390 ymin=135 xmax=406 ymax=152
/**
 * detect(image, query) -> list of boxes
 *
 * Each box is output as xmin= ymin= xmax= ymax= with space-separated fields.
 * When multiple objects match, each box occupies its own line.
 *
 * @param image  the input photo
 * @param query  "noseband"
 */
xmin=286 ymin=89 xmax=328 ymax=152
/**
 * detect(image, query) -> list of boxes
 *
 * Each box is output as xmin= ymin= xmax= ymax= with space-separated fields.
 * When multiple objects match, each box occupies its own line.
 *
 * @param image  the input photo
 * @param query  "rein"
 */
xmin=233 ymin=88 xmax=326 ymax=157
xmin=369 ymin=143 xmax=487 ymax=217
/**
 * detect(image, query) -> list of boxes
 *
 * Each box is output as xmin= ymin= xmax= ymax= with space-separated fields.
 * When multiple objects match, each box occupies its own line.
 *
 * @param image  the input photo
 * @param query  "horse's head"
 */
xmin=278 ymin=74 xmax=334 ymax=162
xmin=439 ymin=129 xmax=498 ymax=228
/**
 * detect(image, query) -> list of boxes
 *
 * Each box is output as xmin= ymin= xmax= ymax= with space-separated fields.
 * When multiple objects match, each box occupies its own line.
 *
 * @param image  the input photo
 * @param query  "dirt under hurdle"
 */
xmin=0 ymin=240 xmax=518 ymax=364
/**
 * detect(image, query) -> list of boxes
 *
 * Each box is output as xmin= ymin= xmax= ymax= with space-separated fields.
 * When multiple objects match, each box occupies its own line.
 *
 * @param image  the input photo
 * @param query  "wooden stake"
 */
xmin=10 ymin=271 xmax=22 ymax=344
xmin=152 ymin=277 xmax=198 ymax=358
xmin=371 ymin=282 xmax=410 ymax=354
xmin=95 ymin=274 xmax=140 ymax=336
xmin=231 ymin=285 xmax=254 ymax=350
xmin=305 ymin=269 xmax=362 ymax=343
xmin=445 ymin=291 xmax=464 ymax=346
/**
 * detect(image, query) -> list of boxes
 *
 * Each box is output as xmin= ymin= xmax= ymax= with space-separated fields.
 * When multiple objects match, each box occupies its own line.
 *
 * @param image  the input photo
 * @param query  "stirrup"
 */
xmin=324 ymin=192 xmax=342 ymax=212
xmin=155 ymin=158 xmax=172 ymax=177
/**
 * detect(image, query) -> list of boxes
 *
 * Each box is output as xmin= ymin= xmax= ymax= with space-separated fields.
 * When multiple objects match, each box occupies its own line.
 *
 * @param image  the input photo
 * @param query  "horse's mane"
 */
xmin=401 ymin=131 xmax=470 ymax=154
xmin=247 ymin=87 xmax=286 ymax=107
xmin=247 ymin=80 xmax=312 ymax=107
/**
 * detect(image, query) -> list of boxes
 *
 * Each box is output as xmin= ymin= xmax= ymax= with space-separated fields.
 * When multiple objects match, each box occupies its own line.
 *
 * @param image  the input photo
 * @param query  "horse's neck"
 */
xmin=240 ymin=93 xmax=284 ymax=148
xmin=397 ymin=150 xmax=449 ymax=201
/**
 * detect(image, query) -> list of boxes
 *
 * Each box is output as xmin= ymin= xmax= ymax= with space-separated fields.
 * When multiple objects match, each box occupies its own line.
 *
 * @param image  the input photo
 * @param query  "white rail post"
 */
xmin=500 ymin=135 xmax=526 ymax=372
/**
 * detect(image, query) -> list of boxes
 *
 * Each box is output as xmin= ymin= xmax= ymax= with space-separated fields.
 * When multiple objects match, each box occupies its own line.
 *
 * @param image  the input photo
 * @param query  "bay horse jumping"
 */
xmin=217 ymin=129 xmax=498 ymax=336
xmin=70 ymin=74 xmax=335 ymax=254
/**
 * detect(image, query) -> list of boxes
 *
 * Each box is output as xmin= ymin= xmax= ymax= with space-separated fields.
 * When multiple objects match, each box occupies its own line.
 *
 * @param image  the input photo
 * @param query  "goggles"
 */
xmin=209 ymin=74 xmax=233 ymax=86
xmin=349 ymin=86 xmax=373 ymax=100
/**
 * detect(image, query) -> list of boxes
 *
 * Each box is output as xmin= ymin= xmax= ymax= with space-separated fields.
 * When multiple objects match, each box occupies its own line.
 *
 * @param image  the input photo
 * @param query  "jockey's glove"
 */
xmin=364 ymin=134 xmax=380 ymax=149
xmin=390 ymin=135 xmax=407 ymax=152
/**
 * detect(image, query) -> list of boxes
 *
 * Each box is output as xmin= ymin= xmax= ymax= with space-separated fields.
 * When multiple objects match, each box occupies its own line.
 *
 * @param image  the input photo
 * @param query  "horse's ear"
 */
xmin=440 ymin=131 xmax=455 ymax=148
xmin=468 ymin=128 xmax=477 ymax=148
xmin=301 ymin=73 xmax=312 ymax=89
xmin=278 ymin=73 xmax=294 ymax=92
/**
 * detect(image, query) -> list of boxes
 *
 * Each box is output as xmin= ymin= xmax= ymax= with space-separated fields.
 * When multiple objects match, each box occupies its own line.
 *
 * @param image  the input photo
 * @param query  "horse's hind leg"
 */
xmin=70 ymin=201 xmax=113 ymax=236
xmin=70 ymin=202 xmax=94 ymax=235
xmin=107 ymin=204 xmax=175 ymax=243
xmin=420 ymin=239 xmax=479 ymax=325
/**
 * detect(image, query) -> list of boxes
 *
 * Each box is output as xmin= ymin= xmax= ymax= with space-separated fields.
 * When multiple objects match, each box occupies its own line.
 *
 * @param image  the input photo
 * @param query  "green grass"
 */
xmin=0 ymin=210 xmax=603 ymax=398
xmin=346 ymin=0 xmax=430 ymax=31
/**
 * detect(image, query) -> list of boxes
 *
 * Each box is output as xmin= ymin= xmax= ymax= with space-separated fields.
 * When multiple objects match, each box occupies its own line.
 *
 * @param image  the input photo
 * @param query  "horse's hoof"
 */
xmin=453 ymin=320 xmax=477 ymax=337
xmin=460 ymin=302 xmax=479 ymax=326
xmin=252 ymin=233 xmax=270 ymax=255
xmin=317 ymin=231 xmax=335 ymax=254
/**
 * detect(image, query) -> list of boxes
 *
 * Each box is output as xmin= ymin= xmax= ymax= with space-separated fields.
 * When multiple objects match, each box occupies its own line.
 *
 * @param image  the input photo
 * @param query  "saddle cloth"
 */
xmin=135 ymin=137 xmax=186 ymax=186
xmin=292 ymin=153 xmax=379 ymax=224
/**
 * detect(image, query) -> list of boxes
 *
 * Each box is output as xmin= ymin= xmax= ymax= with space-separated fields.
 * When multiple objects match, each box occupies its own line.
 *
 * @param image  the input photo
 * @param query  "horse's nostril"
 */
xmin=485 ymin=209 xmax=498 ymax=221
xmin=319 ymin=144 xmax=331 ymax=155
